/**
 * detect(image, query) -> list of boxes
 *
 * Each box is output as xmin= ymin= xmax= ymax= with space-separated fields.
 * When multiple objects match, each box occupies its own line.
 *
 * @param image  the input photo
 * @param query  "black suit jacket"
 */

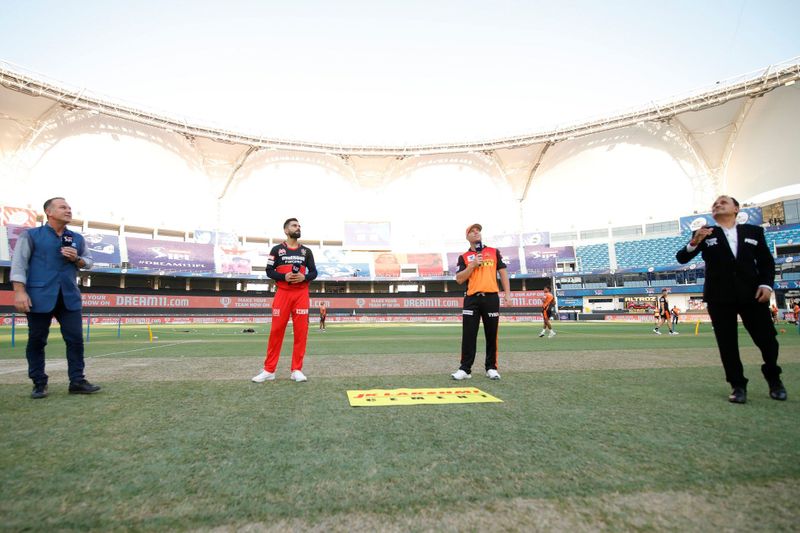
xmin=676 ymin=224 xmax=774 ymax=305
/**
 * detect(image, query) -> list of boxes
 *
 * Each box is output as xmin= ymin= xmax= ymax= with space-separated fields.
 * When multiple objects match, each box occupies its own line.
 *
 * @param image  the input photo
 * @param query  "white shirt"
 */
xmin=720 ymin=224 xmax=738 ymax=257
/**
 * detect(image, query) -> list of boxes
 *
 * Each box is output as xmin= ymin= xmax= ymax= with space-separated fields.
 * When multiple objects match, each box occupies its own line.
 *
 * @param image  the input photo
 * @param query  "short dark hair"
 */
xmin=283 ymin=218 xmax=298 ymax=229
xmin=543 ymin=286 xmax=550 ymax=291
xmin=43 ymin=197 xmax=65 ymax=212
xmin=717 ymin=195 xmax=740 ymax=208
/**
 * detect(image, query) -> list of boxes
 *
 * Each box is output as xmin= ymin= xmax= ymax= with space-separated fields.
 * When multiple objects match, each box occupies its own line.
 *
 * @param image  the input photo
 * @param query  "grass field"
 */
xmin=1 ymin=321 xmax=799 ymax=531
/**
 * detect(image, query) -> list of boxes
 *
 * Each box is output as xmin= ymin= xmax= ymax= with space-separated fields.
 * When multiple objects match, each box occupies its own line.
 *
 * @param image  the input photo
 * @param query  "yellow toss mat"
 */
xmin=347 ymin=387 xmax=503 ymax=407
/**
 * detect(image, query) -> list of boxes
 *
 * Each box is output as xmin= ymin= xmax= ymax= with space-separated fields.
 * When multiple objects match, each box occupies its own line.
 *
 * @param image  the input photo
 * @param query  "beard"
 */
xmin=290 ymin=230 xmax=301 ymax=239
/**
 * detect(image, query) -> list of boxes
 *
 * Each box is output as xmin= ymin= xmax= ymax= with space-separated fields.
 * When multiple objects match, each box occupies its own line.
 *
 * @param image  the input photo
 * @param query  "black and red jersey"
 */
xmin=266 ymin=242 xmax=318 ymax=291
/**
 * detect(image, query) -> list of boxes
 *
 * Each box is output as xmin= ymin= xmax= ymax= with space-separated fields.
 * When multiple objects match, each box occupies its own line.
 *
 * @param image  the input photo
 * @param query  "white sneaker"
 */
xmin=290 ymin=370 xmax=308 ymax=382
xmin=451 ymin=369 xmax=472 ymax=380
xmin=670 ymin=331 xmax=679 ymax=335
xmin=252 ymin=370 xmax=276 ymax=383
xmin=486 ymin=369 xmax=501 ymax=380
xmin=538 ymin=330 xmax=546 ymax=338
xmin=548 ymin=331 xmax=556 ymax=338
xmin=653 ymin=329 xmax=662 ymax=335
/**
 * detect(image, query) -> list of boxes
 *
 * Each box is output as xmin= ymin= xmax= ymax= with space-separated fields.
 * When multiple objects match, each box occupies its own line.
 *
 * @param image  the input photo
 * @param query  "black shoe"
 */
xmin=769 ymin=381 xmax=787 ymax=401
xmin=728 ymin=387 xmax=747 ymax=404
xmin=31 ymin=383 xmax=48 ymax=399
xmin=69 ymin=380 xmax=101 ymax=394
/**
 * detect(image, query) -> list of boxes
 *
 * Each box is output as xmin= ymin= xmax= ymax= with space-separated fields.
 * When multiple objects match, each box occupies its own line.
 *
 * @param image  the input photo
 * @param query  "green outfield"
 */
xmin=1 ymin=322 xmax=799 ymax=531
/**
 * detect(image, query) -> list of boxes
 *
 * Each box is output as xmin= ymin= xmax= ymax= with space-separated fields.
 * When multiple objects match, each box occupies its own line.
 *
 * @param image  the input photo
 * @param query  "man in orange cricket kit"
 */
xmin=451 ymin=223 xmax=510 ymax=381
xmin=252 ymin=218 xmax=317 ymax=383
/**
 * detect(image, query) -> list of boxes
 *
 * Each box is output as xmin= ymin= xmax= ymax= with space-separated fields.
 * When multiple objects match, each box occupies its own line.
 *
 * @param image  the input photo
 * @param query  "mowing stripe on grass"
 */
xmin=0 ymin=341 xmax=197 ymax=375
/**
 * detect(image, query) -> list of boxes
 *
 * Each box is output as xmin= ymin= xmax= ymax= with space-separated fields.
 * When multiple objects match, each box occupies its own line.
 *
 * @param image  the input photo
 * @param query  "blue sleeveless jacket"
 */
xmin=25 ymin=225 xmax=85 ymax=313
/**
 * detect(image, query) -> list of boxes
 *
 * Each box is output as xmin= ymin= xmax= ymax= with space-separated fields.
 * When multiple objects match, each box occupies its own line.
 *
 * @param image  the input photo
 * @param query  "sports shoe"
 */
xmin=68 ymin=380 xmax=101 ymax=394
xmin=538 ymin=330 xmax=546 ymax=338
xmin=769 ymin=381 xmax=787 ymax=401
xmin=728 ymin=387 xmax=747 ymax=404
xmin=290 ymin=370 xmax=308 ymax=382
xmin=653 ymin=329 xmax=662 ymax=335
xmin=451 ymin=369 xmax=472 ymax=380
xmin=548 ymin=331 xmax=556 ymax=338
xmin=251 ymin=370 xmax=276 ymax=383
xmin=486 ymin=369 xmax=501 ymax=380
xmin=31 ymin=383 xmax=48 ymax=399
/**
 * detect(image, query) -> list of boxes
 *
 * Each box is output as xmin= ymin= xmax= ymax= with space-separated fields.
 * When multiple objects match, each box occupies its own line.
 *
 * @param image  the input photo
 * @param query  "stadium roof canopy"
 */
xmin=1 ymin=58 xmax=799 ymax=239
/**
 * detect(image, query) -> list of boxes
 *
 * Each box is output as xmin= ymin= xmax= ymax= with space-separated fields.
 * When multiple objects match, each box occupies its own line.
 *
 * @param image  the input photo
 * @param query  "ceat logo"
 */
xmin=220 ymin=297 xmax=231 ymax=308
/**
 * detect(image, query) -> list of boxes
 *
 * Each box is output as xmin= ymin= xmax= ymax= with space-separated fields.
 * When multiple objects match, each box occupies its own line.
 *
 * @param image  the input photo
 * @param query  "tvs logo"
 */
xmin=220 ymin=297 xmax=231 ymax=308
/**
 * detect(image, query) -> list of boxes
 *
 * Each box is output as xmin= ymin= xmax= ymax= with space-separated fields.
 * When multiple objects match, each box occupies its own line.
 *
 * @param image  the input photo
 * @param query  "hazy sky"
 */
xmin=1 ymin=0 xmax=798 ymax=145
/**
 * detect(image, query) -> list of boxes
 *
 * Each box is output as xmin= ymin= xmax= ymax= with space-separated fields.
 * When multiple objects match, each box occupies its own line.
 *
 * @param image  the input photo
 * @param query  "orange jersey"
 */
xmin=456 ymin=246 xmax=506 ymax=296
xmin=542 ymin=293 xmax=554 ymax=311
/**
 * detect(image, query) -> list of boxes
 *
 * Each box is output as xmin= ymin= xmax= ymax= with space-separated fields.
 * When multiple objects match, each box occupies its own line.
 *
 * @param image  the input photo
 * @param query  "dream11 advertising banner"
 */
xmin=521 ymin=232 xmax=550 ymax=246
xmin=344 ymin=222 xmax=392 ymax=250
xmin=83 ymin=233 xmax=121 ymax=268
xmin=315 ymin=247 xmax=371 ymax=279
xmin=446 ymin=247 xmax=519 ymax=274
xmin=125 ymin=237 xmax=215 ymax=273
xmin=373 ymin=252 xmax=445 ymax=277
xmin=194 ymin=230 xmax=252 ymax=275
xmin=679 ymin=207 xmax=763 ymax=233
xmin=523 ymin=245 xmax=558 ymax=274
xmin=1 ymin=206 xmax=38 ymax=227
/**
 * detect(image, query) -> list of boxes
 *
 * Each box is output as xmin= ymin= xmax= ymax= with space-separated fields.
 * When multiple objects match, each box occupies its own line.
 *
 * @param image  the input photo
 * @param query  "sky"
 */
xmin=1 ymin=0 xmax=798 ymax=146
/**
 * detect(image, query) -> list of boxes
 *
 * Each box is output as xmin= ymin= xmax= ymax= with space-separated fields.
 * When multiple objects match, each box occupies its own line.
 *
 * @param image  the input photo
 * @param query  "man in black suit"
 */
xmin=676 ymin=195 xmax=786 ymax=404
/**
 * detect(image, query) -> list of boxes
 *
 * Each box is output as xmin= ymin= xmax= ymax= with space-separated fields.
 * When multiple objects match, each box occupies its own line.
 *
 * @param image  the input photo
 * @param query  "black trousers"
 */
xmin=706 ymin=301 xmax=780 ymax=389
xmin=460 ymin=292 xmax=500 ymax=373
xmin=26 ymin=291 xmax=86 ymax=385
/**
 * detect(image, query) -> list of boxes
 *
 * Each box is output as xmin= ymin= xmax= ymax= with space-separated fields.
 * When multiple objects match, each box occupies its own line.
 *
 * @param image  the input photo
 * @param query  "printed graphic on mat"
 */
xmin=347 ymin=387 xmax=502 ymax=407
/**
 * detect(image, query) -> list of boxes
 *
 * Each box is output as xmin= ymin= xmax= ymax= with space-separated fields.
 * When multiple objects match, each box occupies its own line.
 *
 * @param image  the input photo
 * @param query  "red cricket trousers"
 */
xmin=263 ymin=288 xmax=309 ymax=373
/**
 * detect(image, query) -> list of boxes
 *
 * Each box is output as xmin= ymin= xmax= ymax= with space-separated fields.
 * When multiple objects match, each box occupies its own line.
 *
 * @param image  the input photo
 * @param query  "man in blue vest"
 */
xmin=10 ymin=197 xmax=101 ymax=399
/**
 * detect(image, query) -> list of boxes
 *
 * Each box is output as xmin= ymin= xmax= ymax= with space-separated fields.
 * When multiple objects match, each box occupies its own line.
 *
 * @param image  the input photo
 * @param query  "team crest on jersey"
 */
xmin=301 ymin=248 xmax=307 ymax=256
xmin=272 ymin=309 xmax=280 ymax=317
xmin=278 ymin=249 xmax=286 ymax=256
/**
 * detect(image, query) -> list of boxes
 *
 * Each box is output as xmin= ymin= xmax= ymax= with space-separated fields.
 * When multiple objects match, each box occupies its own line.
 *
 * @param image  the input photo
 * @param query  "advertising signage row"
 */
xmin=0 ymin=291 xmax=549 ymax=310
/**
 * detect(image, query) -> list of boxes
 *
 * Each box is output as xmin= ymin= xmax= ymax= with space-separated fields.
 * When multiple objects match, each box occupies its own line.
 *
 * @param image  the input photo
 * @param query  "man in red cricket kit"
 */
xmin=252 ymin=218 xmax=317 ymax=383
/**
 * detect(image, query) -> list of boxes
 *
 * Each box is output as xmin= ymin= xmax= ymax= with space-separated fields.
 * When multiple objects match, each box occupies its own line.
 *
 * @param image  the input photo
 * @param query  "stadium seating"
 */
xmin=766 ymin=226 xmax=800 ymax=250
xmin=614 ymin=236 xmax=694 ymax=269
xmin=576 ymin=244 xmax=610 ymax=272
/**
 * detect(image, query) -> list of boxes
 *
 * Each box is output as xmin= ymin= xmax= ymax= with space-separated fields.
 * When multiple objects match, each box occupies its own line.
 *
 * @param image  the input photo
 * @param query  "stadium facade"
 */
xmin=2 ymin=59 xmax=799 ymax=320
